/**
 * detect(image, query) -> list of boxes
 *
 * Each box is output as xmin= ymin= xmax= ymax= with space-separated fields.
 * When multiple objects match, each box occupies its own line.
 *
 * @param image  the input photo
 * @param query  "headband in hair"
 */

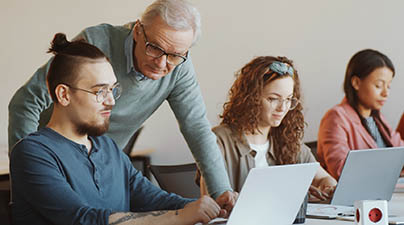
xmin=268 ymin=61 xmax=294 ymax=77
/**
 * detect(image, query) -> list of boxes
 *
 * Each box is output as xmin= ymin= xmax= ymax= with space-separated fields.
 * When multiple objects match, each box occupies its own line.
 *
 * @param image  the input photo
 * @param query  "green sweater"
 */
xmin=8 ymin=23 xmax=231 ymax=198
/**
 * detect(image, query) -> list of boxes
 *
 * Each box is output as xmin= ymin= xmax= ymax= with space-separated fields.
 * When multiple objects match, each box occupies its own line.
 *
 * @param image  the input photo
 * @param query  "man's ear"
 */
xmin=133 ymin=20 xmax=142 ymax=42
xmin=133 ymin=20 xmax=141 ymax=42
xmin=55 ymin=84 xmax=71 ymax=106
xmin=351 ymin=76 xmax=361 ymax=91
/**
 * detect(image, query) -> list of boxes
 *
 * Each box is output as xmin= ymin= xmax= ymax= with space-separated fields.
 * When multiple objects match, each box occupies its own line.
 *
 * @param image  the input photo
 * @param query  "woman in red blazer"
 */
xmin=317 ymin=49 xmax=404 ymax=180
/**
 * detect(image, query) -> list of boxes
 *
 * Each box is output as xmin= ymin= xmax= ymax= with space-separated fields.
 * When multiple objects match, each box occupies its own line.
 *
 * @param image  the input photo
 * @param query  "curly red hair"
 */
xmin=221 ymin=56 xmax=305 ymax=164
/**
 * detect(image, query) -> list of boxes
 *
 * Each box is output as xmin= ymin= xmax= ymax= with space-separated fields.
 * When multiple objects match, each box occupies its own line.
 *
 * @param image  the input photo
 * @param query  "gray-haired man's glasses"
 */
xmin=139 ymin=23 xmax=188 ymax=66
xmin=64 ymin=83 xmax=122 ymax=103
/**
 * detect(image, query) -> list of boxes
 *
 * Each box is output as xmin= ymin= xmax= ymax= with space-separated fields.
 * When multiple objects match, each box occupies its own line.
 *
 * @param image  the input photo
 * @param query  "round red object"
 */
xmin=356 ymin=209 xmax=360 ymax=222
xmin=368 ymin=208 xmax=382 ymax=222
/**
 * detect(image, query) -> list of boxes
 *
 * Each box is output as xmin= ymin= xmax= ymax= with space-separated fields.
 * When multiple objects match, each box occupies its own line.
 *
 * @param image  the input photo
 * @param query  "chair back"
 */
xmin=304 ymin=140 xmax=318 ymax=160
xmin=149 ymin=163 xmax=200 ymax=199
xmin=122 ymin=127 xmax=144 ymax=155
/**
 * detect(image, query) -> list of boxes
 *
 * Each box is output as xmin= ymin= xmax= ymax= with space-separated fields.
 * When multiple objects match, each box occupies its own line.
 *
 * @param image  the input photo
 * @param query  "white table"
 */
xmin=306 ymin=192 xmax=404 ymax=224
xmin=306 ymin=218 xmax=351 ymax=224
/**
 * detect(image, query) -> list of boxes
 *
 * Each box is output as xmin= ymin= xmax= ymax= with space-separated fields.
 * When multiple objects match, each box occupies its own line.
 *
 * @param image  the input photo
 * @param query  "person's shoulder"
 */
xmin=322 ymin=99 xmax=353 ymax=122
xmin=17 ymin=129 xmax=54 ymax=145
xmin=300 ymin=142 xmax=311 ymax=152
xmin=298 ymin=143 xmax=316 ymax=162
xmin=212 ymin=124 xmax=242 ymax=144
xmin=11 ymin=129 xmax=53 ymax=158
xmin=84 ymin=23 xmax=132 ymax=33
xmin=82 ymin=22 xmax=133 ymax=43
xmin=324 ymin=101 xmax=343 ymax=114
xmin=212 ymin=124 xmax=233 ymax=136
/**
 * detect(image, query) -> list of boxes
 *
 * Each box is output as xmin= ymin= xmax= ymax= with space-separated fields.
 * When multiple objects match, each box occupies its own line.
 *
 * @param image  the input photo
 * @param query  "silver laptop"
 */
xmin=331 ymin=147 xmax=404 ymax=206
xmin=208 ymin=163 xmax=319 ymax=225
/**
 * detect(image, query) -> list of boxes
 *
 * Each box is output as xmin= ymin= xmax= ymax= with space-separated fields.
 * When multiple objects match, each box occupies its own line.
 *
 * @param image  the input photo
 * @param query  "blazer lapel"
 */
xmin=341 ymin=99 xmax=377 ymax=149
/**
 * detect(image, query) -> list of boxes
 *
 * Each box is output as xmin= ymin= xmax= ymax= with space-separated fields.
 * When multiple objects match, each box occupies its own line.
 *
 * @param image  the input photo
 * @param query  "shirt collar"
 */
xmin=43 ymin=127 xmax=100 ymax=155
xmin=88 ymin=136 xmax=100 ymax=153
xmin=237 ymin=131 xmax=275 ymax=159
xmin=234 ymin=131 xmax=255 ymax=157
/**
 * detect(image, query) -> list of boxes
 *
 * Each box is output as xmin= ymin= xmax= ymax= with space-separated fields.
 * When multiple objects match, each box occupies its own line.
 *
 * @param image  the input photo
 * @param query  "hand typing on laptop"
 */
xmin=309 ymin=171 xmax=337 ymax=203
xmin=309 ymin=185 xmax=335 ymax=203
xmin=215 ymin=191 xmax=239 ymax=218
xmin=181 ymin=196 xmax=227 ymax=224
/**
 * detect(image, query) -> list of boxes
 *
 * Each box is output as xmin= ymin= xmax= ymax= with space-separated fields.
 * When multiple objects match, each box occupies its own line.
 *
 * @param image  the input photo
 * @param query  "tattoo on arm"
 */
xmin=109 ymin=211 xmax=169 ymax=225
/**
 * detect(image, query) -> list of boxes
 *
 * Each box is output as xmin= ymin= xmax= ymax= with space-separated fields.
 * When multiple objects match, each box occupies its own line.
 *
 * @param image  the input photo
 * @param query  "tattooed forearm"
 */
xmin=109 ymin=211 xmax=169 ymax=225
xmin=149 ymin=211 xmax=169 ymax=217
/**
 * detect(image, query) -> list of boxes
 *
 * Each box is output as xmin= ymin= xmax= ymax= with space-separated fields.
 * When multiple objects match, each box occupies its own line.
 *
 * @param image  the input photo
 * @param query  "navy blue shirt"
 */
xmin=10 ymin=128 xmax=193 ymax=225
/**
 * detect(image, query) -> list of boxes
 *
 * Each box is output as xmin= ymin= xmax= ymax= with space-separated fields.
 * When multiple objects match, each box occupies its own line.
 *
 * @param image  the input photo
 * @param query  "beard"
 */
xmin=75 ymin=118 xmax=110 ymax=137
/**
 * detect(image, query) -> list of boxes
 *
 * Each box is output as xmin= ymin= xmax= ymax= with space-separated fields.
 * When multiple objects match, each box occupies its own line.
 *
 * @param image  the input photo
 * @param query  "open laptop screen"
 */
xmin=226 ymin=163 xmax=319 ymax=225
xmin=331 ymin=147 xmax=404 ymax=206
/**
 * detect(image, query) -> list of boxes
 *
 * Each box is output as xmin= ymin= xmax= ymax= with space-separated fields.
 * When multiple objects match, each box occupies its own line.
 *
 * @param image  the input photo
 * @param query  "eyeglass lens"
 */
xmin=140 ymin=22 xmax=186 ymax=66
xmin=145 ymin=43 xmax=186 ymax=65
xmin=270 ymin=98 xmax=298 ymax=110
xmin=96 ymin=84 xmax=122 ymax=103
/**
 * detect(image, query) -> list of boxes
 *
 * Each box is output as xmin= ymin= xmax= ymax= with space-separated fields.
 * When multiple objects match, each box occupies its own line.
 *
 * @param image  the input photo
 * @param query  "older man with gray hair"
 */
xmin=8 ymin=0 xmax=236 ymax=212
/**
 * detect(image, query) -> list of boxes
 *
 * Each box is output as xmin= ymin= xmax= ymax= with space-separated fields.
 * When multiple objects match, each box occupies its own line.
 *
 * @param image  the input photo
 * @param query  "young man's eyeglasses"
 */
xmin=267 ymin=97 xmax=299 ymax=110
xmin=64 ymin=83 xmax=122 ymax=103
xmin=139 ymin=23 xmax=188 ymax=66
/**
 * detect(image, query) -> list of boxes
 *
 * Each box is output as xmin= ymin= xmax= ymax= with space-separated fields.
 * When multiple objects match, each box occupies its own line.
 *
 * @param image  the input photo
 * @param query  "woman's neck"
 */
xmin=245 ymin=126 xmax=270 ymax=145
xmin=356 ymin=103 xmax=372 ymax=118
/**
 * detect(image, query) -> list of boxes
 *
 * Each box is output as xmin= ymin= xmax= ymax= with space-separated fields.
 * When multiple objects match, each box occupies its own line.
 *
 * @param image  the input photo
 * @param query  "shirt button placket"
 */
xmin=89 ymin=152 xmax=100 ymax=191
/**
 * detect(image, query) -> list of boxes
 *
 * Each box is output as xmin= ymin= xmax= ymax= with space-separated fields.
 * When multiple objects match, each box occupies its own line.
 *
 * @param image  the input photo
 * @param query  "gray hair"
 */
xmin=141 ymin=0 xmax=201 ymax=46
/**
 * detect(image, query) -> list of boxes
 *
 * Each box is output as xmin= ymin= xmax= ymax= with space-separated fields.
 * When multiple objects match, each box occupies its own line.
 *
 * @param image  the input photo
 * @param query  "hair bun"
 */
xmin=48 ymin=33 xmax=70 ymax=54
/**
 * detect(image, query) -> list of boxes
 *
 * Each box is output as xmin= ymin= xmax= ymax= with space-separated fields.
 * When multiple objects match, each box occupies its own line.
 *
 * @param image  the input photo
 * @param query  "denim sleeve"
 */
xmin=166 ymin=56 xmax=232 ymax=199
xmin=127 ymin=158 xmax=195 ymax=212
xmin=11 ymin=140 xmax=111 ymax=225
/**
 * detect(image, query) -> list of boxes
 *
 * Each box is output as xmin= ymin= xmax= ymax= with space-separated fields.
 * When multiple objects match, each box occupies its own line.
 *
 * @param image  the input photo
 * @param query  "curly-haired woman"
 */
xmin=198 ymin=56 xmax=336 ymax=201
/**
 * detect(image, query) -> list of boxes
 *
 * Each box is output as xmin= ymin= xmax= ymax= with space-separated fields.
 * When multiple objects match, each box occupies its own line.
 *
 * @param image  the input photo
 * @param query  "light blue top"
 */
xmin=10 ymin=128 xmax=193 ymax=225
xmin=8 ymin=22 xmax=231 ymax=198
xmin=364 ymin=116 xmax=387 ymax=148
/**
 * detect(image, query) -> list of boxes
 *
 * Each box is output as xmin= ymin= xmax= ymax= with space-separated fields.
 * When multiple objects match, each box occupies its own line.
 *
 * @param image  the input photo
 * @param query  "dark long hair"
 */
xmin=343 ymin=49 xmax=395 ymax=146
xmin=221 ymin=56 xmax=305 ymax=164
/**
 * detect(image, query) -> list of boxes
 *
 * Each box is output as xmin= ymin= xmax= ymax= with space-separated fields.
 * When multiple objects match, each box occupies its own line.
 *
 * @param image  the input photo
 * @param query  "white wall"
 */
xmin=1 ymin=0 xmax=404 ymax=164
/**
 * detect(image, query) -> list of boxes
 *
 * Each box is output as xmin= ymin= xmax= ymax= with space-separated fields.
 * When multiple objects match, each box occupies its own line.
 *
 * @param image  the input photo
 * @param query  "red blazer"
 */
xmin=397 ymin=113 xmax=404 ymax=139
xmin=317 ymin=98 xmax=404 ymax=180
